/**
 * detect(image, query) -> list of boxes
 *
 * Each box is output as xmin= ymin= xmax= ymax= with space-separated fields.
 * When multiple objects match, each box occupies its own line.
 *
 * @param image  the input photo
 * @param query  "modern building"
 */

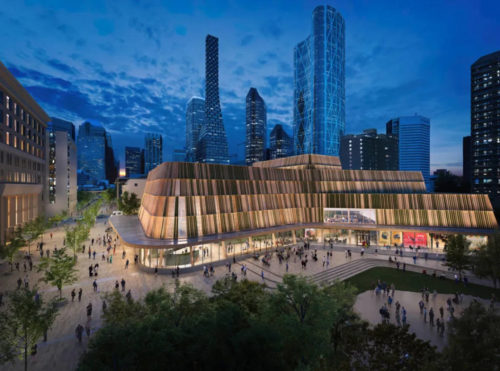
xmin=172 ymin=148 xmax=186 ymax=162
xmin=125 ymin=146 xmax=143 ymax=177
xmin=0 ymin=61 xmax=49 ymax=245
xmin=105 ymin=133 xmax=118 ymax=184
xmin=463 ymin=136 xmax=472 ymax=192
xmin=77 ymin=121 xmax=106 ymax=185
xmin=197 ymin=35 xmax=230 ymax=164
xmin=245 ymin=87 xmax=267 ymax=165
xmin=269 ymin=124 xmax=293 ymax=159
xmin=293 ymin=5 xmax=345 ymax=157
xmin=46 ymin=118 xmax=77 ymax=217
xmin=340 ymin=129 xmax=398 ymax=171
xmin=471 ymin=51 xmax=500 ymax=209
xmin=111 ymin=154 xmax=497 ymax=271
xmin=386 ymin=115 xmax=431 ymax=190
xmin=185 ymin=97 xmax=205 ymax=162
xmin=144 ymin=133 xmax=163 ymax=174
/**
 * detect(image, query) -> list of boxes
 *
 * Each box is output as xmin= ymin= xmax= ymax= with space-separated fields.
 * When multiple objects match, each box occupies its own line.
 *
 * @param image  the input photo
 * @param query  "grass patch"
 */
xmin=345 ymin=267 xmax=500 ymax=300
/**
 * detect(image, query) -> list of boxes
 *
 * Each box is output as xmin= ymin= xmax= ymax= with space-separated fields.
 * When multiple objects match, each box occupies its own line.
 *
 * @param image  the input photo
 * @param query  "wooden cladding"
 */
xmin=252 ymin=154 xmax=341 ymax=168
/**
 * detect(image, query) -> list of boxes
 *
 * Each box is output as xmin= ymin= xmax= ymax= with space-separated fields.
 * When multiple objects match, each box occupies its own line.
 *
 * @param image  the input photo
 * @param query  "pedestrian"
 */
xmin=17 ymin=277 xmax=22 ymax=289
xmin=75 ymin=324 xmax=84 ymax=343
xmin=391 ymin=283 xmax=395 ymax=297
xmin=429 ymin=308 xmax=434 ymax=326
xmin=24 ymin=262 xmax=27 ymax=272
xmin=110 ymin=255 xmax=113 ymax=264
xmin=78 ymin=288 xmax=82 ymax=302
xmin=126 ymin=290 xmax=132 ymax=301
xmin=85 ymin=324 xmax=91 ymax=337
xmin=93 ymin=251 xmax=96 ymax=260
xmin=286 ymin=262 xmax=289 ymax=272
xmin=115 ymin=280 xmax=119 ymax=290
xmin=93 ymin=280 xmax=98 ymax=292
xmin=423 ymin=307 xmax=427 ymax=323
xmin=439 ymin=306 xmax=444 ymax=318
xmin=125 ymin=259 xmax=129 ymax=269
xmin=419 ymin=300 xmax=424 ymax=314
xmin=413 ymin=255 xmax=417 ymax=264
xmin=121 ymin=278 xmax=126 ymax=291
xmin=102 ymin=300 xmax=107 ymax=313
xmin=154 ymin=267 xmax=158 ymax=275
xmin=29 ymin=260 xmax=33 ymax=271
xmin=71 ymin=289 xmax=76 ymax=302
xmin=86 ymin=302 xmax=92 ymax=318
xmin=261 ymin=270 xmax=265 ymax=280
xmin=403 ymin=263 xmax=406 ymax=272
xmin=122 ymin=250 xmax=126 ymax=259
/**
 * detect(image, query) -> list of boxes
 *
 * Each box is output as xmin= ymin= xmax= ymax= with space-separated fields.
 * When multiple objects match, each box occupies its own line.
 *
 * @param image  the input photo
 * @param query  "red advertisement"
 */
xmin=403 ymin=232 xmax=427 ymax=247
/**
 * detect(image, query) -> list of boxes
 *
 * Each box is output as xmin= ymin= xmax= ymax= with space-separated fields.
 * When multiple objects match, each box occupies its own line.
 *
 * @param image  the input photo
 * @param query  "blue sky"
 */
xmin=1 ymin=0 xmax=499 ymax=173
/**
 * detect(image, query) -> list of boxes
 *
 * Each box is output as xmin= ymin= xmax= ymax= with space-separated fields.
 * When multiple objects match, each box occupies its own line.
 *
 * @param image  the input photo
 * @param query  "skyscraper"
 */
xmin=185 ymin=96 xmax=205 ymax=162
xmin=105 ymin=133 xmax=117 ymax=184
xmin=197 ymin=34 xmax=229 ymax=164
xmin=471 ymin=51 xmax=500 ymax=208
xmin=77 ymin=121 xmax=106 ymax=184
xmin=46 ymin=118 xmax=77 ymax=217
xmin=293 ymin=5 xmax=345 ymax=157
xmin=245 ymin=88 xmax=267 ymax=165
xmin=125 ymin=146 xmax=143 ymax=176
xmin=269 ymin=124 xmax=293 ymax=159
xmin=144 ymin=133 xmax=162 ymax=173
xmin=463 ymin=136 xmax=472 ymax=192
xmin=386 ymin=115 xmax=431 ymax=190
xmin=340 ymin=129 xmax=398 ymax=170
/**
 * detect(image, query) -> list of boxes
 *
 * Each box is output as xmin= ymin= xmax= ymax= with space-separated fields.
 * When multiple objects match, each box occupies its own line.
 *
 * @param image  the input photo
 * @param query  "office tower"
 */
xmin=46 ymin=118 xmax=77 ymax=217
xmin=245 ymin=88 xmax=267 ymax=165
xmin=172 ymin=148 xmax=186 ymax=162
xmin=125 ymin=147 xmax=143 ymax=176
xmin=105 ymin=133 xmax=117 ymax=184
xmin=144 ymin=133 xmax=163 ymax=173
xmin=386 ymin=115 xmax=431 ymax=190
xmin=463 ymin=136 xmax=472 ymax=192
xmin=269 ymin=124 xmax=293 ymax=159
xmin=293 ymin=5 xmax=345 ymax=157
xmin=77 ymin=121 xmax=106 ymax=185
xmin=340 ymin=129 xmax=398 ymax=170
xmin=185 ymin=97 xmax=205 ymax=162
xmin=471 ymin=51 xmax=500 ymax=208
xmin=0 ymin=61 xmax=49 ymax=244
xmin=197 ymin=35 xmax=229 ymax=164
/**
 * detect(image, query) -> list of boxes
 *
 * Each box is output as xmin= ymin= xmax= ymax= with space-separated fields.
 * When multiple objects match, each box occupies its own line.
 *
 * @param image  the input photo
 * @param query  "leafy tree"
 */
xmin=444 ymin=234 xmax=471 ymax=280
xmin=345 ymin=323 xmax=438 ymax=370
xmin=212 ymin=277 xmax=268 ymax=315
xmin=473 ymin=233 xmax=500 ymax=288
xmin=48 ymin=210 xmax=68 ymax=229
xmin=118 ymin=191 xmax=140 ymax=215
xmin=0 ymin=287 xmax=58 ymax=371
xmin=20 ymin=216 xmax=46 ymax=255
xmin=0 ymin=234 xmax=25 ymax=272
xmin=65 ymin=223 xmax=89 ymax=259
xmin=442 ymin=300 xmax=500 ymax=370
xmin=37 ymin=248 xmax=78 ymax=299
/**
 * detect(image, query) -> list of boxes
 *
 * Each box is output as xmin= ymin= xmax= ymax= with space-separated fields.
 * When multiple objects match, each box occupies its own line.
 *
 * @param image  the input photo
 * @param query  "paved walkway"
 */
xmin=0 ymin=216 xmax=495 ymax=371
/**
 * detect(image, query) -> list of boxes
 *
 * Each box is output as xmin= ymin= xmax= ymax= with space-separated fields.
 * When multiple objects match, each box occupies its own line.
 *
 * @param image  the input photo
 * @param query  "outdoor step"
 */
xmin=309 ymin=259 xmax=377 ymax=283
xmin=317 ymin=263 xmax=379 ymax=285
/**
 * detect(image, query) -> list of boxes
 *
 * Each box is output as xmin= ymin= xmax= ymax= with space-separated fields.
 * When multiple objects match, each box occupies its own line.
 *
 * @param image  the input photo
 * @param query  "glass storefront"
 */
xmin=324 ymin=208 xmax=376 ymax=225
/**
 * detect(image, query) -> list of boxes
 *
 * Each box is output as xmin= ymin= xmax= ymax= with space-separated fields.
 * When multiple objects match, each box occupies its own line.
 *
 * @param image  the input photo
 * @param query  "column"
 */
xmin=190 ymin=246 xmax=194 ymax=266
xmin=272 ymin=233 xmax=276 ymax=248
xmin=221 ymin=241 xmax=227 ymax=259
xmin=248 ymin=236 xmax=253 ymax=252
xmin=292 ymin=230 xmax=297 ymax=244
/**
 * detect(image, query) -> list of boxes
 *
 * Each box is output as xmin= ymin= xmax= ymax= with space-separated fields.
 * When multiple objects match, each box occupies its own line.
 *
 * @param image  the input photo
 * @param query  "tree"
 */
xmin=48 ymin=210 xmax=68 ymax=229
xmin=65 ymin=223 xmax=89 ymax=259
xmin=118 ymin=191 xmax=140 ymax=215
xmin=37 ymin=248 xmax=78 ymax=299
xmin=0 ymin=234 xmax=25 ymax=272
xmin=444 ymin=234 xmax=471 ymax=280
xmin=473 ymin=233 xmax=500 ymax=288
xmin=20 ymin=216 xmax=46 ymax=255
xmin=0 ymin=287 xmax=58 ymax=371
xmin=442 ymin=300 xmax=500 ymax=370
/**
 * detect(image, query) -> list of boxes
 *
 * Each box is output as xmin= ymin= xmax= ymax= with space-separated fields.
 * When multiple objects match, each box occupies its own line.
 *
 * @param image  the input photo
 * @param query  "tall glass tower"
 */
xmin=386 ymin=115 xmax=431 ymax=190
xmin=245 ymin=87 xmax=266 ymax=165
xmin=185 ymin=96 xmax=205 ymax=162
xmin=77 ymin=121 xmax=106 ymax=184
xmin=144 ymin=133 xmax=163 ymax=173
xmin=197 ymin=34 xmax=229 ymax=164
xmin=293 ymin=5 xmax=345 ymax=157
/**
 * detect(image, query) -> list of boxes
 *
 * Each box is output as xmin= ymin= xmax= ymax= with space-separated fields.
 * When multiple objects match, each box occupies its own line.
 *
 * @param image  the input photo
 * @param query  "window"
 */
xmin=6 ymin=96 xmax=10 ymax=110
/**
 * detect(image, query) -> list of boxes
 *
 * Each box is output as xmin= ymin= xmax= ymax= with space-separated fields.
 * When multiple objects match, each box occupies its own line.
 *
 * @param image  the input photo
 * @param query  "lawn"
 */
xmin=346 ymin=267 xmax=500 ymax=300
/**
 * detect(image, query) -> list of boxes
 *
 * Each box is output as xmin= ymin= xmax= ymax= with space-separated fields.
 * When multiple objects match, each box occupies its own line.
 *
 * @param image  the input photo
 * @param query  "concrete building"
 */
xmin=245 ymin=88 xmax=267 ymax=165
xmin=386 ymin=115 xmax=431 ymax=190
xmin=144 ymin=133 xmax=162 ymax=174
xmin=46 ymin=118 xmax=77 ymax=217
xmin=0 ymin=61 xmax=50 ymax=244
xmin=340 ymin=129 xmax=398 ymax=170
xmin=111 ymin=154 xmax=497 ymax=271
xmin=470 ymin=51 xmax=500 ymax=208
xmin=269 ymin=124 xmax=293 ymax=159
xmin=294 ymin=5 xmax=345 ymax=157
xmin=185 ymin=97 xmax=205 ymax=162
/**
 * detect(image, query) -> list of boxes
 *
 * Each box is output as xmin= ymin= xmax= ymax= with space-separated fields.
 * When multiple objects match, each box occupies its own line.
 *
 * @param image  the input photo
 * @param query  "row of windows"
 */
xmin=0 ymin=169 xmax=40 ymax=183
xmin=0 ymin=91 xmax=45 ymax=135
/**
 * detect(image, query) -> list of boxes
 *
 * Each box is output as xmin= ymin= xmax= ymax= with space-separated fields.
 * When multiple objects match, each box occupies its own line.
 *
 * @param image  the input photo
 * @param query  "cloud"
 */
xmin=46 ymin=59 xmax=77 ymax=75
xmin=260 ymin=21 xmax=282 ymax=39
xmin=240 ymin=34 xmax=253 ymax=46
xmin=93 ymin=18 xmax=115 ymax=36
xmin=175 ymin=25 xmax=187 ymax=35
xmin=129 ymin=17 xmax=161 ymax=48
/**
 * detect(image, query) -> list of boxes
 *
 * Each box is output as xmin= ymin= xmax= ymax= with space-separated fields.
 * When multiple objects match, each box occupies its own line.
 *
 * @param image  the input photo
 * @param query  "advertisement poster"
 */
xmin=415 ymin=233 xmax=427 ymax=247
xmin=403 ymin=232 xmax=416 ymax=246
xmin=305 ymin=229 xmax=316 ymax=239
xmin=403 ymin=232 xmax=428 ymax=247
xmin=379 ymin=231 xmax=390 ymax=245
xmin=391 ymin=231 xmax=402 ymax=245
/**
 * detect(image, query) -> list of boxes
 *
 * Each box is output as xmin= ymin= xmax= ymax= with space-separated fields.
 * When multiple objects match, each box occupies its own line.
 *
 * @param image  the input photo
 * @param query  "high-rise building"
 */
xmin=245 ymin=88 xmax=267 ymax=165
xmin=46 ymin=118 xmax=77 ymax=217
xmin=269 ymin=124 xmax=293 ymax=159
xmin=197 ymin=35 xmax=229 ymax=164
xmin=105 ymin=133 xmax=117 ymax=184
xmin=340 ymin=129 xmax=398 ymax=171
xmin=77 ymin=121 xmax=106 ymax=185
xmin=386 ymin=115 xmax=431 ymax=190
xmin=293 ymin=5 xmax=345 ymax=157
xmin=463 ymin=136 xmax=472 ymax=192
xmin=0 ymin=61 xmax=50 ymax=244
xmin=144 ymin=133 xmax=162 ymax=173
xmin=471 ymin=51 xmax=500 ymax=208
xmin=185 ymin=97 xmax=205 ymax=162
xmin=125 ymin=147 xmax=143 ymax=176
xmin=172 ymin=148 xmax=186 ymax=162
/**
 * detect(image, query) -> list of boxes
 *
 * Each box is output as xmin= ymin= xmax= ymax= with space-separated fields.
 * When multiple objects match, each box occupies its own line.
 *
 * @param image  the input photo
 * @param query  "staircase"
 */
xmin=309 ymin=258 xmax=388 ymax=286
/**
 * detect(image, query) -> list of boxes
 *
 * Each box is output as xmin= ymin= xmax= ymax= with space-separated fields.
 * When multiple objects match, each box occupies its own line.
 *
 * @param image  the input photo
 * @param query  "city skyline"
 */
xmin=1 ymin=1 xmax=499 ymax=172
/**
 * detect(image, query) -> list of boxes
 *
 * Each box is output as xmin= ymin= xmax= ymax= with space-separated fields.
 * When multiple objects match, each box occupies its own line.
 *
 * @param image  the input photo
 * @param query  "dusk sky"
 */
xmin=1 ymin=0 xmax=499 ymax=172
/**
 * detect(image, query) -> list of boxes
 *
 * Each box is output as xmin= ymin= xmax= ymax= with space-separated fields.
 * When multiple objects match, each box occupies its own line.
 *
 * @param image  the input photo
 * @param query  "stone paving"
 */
xmin=0 ymin=216 xmax=495 ymax=370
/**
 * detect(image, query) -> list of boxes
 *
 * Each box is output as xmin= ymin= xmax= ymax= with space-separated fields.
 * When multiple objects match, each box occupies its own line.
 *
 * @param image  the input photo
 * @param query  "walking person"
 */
xmin=429 ymin=308 xmax=435 ymax=326
xmin=121 ymin=278 xmax=126 ymax=291
xmin=125 ymin=259 xmax=129 ymax=269
xmin=439 ymin=306 xmax=444 ymax=319
xmin=86 ymin=302 xmax=93 ymax=318
xmin=78 ymin=288 xmax=83 ymax=302
xmin=85 ymin=324 xmax=91 ymax=338
xmin=93 ymin=280 xmax=98 ymax=292
xmin=261 ymin=270 xmax=264 ymax=280
xmin=423 ymin=307 xmax=427 ymax=323
xmin=75 ymin=324 xmax=84 ymax=343
xmin=71 ymin=289 xmax=76 ymax=302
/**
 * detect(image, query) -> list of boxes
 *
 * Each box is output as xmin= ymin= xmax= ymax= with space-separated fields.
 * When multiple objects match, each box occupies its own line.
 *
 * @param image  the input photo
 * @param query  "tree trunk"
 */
xmin=24 ymin=331 xmax=28 ymax=371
